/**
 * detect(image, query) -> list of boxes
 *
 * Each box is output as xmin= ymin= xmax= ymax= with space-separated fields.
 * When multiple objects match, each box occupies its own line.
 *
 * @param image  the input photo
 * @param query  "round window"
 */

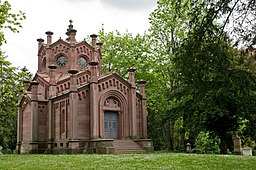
xmin=56 ymin=55 xmax=67 ymax=67
xmin=78 ymin=57 xmax=87 ymax=68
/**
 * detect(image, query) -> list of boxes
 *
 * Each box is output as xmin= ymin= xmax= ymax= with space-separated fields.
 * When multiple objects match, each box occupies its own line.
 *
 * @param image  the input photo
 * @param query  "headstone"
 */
xmin=232 ymin=132 xmax=242 ymax=155
xmin=242 ymin=147 xmax=252 ymax=156
xmin=186 ymin=143 xmax=192 ymax=153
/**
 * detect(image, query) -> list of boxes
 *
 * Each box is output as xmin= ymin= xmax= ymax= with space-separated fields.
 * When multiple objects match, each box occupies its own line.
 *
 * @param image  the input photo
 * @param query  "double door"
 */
xmin=104 ymin=111 xmax=118 ymax=139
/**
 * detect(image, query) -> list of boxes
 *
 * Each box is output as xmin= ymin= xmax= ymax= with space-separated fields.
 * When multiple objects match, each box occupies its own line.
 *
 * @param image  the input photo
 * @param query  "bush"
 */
xmin=252 ymin=150 xmax=256 ymax=156
xmin=194 ymin=131 xmax=220 ymax=154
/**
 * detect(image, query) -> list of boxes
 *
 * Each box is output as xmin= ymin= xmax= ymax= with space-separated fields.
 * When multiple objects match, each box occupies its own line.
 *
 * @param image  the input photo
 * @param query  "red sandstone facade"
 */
xmin=16 ymin=21 xmax=153 ymax=154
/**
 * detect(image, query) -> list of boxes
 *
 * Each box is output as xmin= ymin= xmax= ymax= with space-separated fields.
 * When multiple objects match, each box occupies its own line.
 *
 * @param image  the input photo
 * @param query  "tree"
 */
xmin=169 ymin=0 xmax=256 ymax=153
xmin=0 ymin=57 xmax=30 ymax=150
xmin=148 ymin=0 xmax=256 ymax=153
xmin=98 ymin=27 xmax=173 ymax=150
xmin=0 ymin=0 xmax=26 ymax=150
xmin=148 ymin=0 xmax=209 ymax=151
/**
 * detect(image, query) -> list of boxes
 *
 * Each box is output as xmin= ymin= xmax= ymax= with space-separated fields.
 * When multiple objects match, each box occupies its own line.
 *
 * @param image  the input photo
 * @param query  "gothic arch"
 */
xmin=99 ymin=90 xmax=129 ymax=139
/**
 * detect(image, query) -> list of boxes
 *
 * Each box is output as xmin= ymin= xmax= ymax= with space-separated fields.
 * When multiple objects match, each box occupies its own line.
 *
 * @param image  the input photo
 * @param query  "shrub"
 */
xmin=194 ymin=131 xmax=220 ymax=154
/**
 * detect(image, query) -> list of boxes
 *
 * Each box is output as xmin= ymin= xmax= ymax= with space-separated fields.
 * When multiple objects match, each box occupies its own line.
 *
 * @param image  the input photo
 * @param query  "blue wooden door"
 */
xmin=104 ymin=111 xmax=118 ymax=139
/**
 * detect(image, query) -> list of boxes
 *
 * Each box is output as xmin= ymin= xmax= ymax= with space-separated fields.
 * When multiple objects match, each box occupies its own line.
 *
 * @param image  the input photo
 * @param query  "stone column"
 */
xmin=139 ymin=80 xmax=147 ymax=139
xmin=37 ymin=38 xmax=44 ymax=72
xmin=47 ymin=65 xmax=57 ymax=150
xmin=96 ymin=42 xmax=103 ymax=76
xmin=128 ymin=68 xmax=137 ymax=138
xmin=90 ymin=34 xmax=97 ymax=47
xmin=30 ymin=81 xmax=39 ymax=153
xmin=16 ymin=90 xmax=24 ymax=153
xmin=68 ymin=69 xmax=80 ymax=152
xmin=48 ymin=64 xmax=57 ymax=97
xmin=23 ymin=80 xmax=30 ymax=91
xmin=46 ymin=31 xmax=53 ymax=46
xmin=68 ymin=69 xmax=79 ymax=139
xmin=89 ymin=61 xmax=99 ymax=139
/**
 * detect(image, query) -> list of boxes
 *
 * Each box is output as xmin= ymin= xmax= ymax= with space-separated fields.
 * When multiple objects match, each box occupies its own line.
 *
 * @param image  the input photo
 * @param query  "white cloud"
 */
xmin=2 ymin=0 xmax=157 ymax=74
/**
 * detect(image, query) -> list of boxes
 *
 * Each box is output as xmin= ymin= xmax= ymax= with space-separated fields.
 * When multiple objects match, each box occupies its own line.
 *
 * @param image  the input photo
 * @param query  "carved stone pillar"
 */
xmin=139 ymin=80 xmax=147 ymax=139
xmin=68 ymin=69 xmax=79 ymax=140
xmin=29 ymin=81 xmax=39 ymax=153
xmin=128 ymin=68 xmax=137 ymax=138
xmin=90 ymin=34 xmax=97 ymax=47
xmin=89 ymin=61 xmax=99 ymax=139
xmin=48 ymin=65 xmax=57 ymax=148
xmin=96 ymin=42 xmax=103 ymax=76
xmin=16 ymin=91 xmax=23 ymax=153
xmin=30 ymin=81 xmax=39 ymax=142
xmin=36 ymin=38 xmax=44 ymax=72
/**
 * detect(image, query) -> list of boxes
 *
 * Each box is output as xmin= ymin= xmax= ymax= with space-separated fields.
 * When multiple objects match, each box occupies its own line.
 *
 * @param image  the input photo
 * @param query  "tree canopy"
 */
xmin=0 ymin=0 xmax=26 ymax=150
xmin=99 ymin=0 xmax=256 ymax=153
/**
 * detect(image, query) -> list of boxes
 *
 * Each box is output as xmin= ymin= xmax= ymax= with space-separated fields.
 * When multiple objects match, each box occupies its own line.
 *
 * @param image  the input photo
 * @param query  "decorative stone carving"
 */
xmin=104 ymin=97 xmax=120 ymax=110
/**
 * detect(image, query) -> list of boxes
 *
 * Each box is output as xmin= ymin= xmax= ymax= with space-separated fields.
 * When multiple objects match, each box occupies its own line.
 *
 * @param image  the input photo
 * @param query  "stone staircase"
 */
xmin=114 ymin=140 xmax=146 ymax=154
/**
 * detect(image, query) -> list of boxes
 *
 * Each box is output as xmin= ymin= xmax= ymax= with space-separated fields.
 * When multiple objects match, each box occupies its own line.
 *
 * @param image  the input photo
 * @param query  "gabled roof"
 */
xmin=50 ymin=38 xmax=71 ymax=48
xmin=33 ymin=72 xmax=50 ymax=85
xmin=76 ymin=41 xmax=94 ymax=51
xmin=98 ymin=72 xmax=132 ymax=88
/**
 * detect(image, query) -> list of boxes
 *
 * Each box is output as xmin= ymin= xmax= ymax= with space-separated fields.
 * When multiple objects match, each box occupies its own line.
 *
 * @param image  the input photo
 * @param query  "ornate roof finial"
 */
xmin=66 ymin=19 xmax=76 ymax=35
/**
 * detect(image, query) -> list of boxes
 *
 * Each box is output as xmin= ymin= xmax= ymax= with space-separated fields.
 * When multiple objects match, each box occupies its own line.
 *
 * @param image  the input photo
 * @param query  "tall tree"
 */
xmin=148 ymin=0 xmax=209 ymax=150
xmin=149 ymin=0 xmax=256 ymax=153
xmin=98 ymin=28 xmax=173 ymax=150
xmin=0 ymin=0 xmax=26 ymax=150
xmin=168 ymin=0 xmax=256 ymax=153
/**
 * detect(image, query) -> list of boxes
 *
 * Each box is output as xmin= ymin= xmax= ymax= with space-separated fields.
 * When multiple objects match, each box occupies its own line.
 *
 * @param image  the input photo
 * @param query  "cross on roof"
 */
xmin=69 ymin=19 xmax=73 ymax=25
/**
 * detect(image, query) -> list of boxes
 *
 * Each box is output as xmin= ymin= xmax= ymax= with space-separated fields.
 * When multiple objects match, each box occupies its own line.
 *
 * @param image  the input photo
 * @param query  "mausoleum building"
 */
xmin=16 ymin=21 xmax=153 ymax=154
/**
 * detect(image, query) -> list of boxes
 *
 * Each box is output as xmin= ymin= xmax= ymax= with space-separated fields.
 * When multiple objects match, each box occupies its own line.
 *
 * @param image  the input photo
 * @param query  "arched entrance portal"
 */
xmin=100 ymin=91 xmax=128 ymax=139
xmin=104 ymin=111 xmax=118 ymax=139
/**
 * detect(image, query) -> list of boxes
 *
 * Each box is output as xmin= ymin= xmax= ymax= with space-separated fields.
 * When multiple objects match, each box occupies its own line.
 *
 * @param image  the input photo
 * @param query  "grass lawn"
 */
xmin=0 ymin=152 xmax=255 ymax=170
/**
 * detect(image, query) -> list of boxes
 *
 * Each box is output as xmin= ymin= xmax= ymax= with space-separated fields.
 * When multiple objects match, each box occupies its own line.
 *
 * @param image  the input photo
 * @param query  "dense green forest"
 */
xmin=1 ymin=0 xmax=256 ymax=154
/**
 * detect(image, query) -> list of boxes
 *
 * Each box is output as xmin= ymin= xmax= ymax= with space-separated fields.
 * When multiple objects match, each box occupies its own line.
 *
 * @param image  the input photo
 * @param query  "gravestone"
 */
xmin=232 ymin=132 xmax=242 ymax=155
xmin=186 ymin=143 xmax=192 ymax=153
xmin=242 ymin=147 xmax=252 ymax=156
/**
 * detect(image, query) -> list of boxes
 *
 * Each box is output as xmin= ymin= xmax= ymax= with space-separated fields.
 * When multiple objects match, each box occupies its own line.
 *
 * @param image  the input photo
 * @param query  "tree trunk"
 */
xmin=166 ymin=119 xmax=175 ymax=151
xmin=180 ymin=128 xmax=185 ymax=151
xmin=220 ymin=133 xmax=228 ymax=154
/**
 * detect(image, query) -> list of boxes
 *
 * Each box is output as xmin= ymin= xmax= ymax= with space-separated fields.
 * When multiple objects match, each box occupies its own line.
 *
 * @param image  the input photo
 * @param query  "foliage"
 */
xmin=0 ymin=0 xmax=26 ymax=150
xmin=1 ymin=153 xmax=256 ymax=169
xmin=98 ymin=0 xmax=256 ymax=152
xmin=194 ymin=131 xmax=220 ymax=154
xmin=0 ymin=0 xmax=25 ymax=47
xmin=98 ymin=28 xmax=171 ymax=150
xmin=0 ymin=57 xmax=30 ymax=150
xmin=149 ymin=0 xmax=256 ymax=153
xmin=98 ymin=27 xmax=152 ymax=80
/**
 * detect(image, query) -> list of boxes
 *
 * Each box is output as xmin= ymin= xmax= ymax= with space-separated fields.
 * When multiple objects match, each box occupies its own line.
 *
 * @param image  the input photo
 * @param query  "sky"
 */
xmin=2 ymin=0 xmax=157 ymax=74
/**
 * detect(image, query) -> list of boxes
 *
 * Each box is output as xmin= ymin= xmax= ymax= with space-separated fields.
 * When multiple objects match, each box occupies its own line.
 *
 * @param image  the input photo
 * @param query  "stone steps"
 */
xmin=114 ymin=140 xmax=146 ymax=154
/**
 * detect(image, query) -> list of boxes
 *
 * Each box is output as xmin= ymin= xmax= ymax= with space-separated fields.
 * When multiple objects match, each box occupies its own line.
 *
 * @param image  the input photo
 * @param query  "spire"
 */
xmin=66 ymin=20 xmax=77 ymax=43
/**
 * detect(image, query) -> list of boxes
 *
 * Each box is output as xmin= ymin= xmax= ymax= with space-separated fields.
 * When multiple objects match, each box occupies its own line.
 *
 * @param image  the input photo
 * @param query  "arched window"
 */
xmin=61 ymin=109 xmax=65 ymax=135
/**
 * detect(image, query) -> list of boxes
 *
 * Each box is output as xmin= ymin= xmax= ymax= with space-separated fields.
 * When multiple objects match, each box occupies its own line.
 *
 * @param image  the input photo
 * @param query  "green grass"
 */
xmin=0 ymin=153 xmax=255 ymax=170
